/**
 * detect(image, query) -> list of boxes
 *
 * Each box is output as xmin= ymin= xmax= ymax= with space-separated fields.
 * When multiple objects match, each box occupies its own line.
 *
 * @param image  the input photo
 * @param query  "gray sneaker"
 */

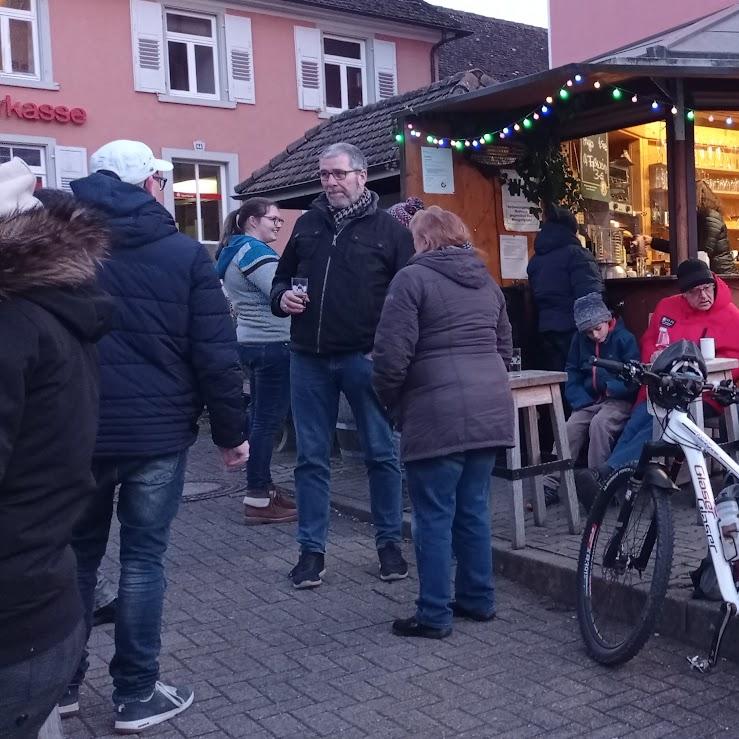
xmin=114 ymin=682 xmax=193 ymax=734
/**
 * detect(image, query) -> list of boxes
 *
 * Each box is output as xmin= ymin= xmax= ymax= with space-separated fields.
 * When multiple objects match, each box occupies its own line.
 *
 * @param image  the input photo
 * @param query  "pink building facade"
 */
xmin=0 ymin=0 xmax=445 ymax=250
xmin=548 ymin=0 xmax=737 ymax=66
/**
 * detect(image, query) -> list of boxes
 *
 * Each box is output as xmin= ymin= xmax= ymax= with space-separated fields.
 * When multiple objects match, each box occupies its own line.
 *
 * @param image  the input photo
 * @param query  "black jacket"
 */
xmin=372 ymin=247 xmax=515 ymax=461
xmin=71 ymin=172 xmax=246 ymax=456
xmin=271 ymin=191 xmax=415 ymax=354
xmin=0 ymin=203 xmax=112 ymax=667
xmin=527 ymin=216 xmax=603 ymax=333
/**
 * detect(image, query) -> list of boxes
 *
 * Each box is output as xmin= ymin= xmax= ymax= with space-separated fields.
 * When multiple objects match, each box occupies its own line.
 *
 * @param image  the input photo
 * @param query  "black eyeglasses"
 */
xmin=152 ymin=174 xmax=167 ymax=191
xmin=262 ymin=215 xmax=285 ymax=226
xmin=318 ymin=168 xmax=362 ymax=182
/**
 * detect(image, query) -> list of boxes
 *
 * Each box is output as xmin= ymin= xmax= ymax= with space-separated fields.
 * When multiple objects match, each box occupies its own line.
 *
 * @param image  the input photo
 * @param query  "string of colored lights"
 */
xmin=393 ymin=74 xmax=730 ymax=150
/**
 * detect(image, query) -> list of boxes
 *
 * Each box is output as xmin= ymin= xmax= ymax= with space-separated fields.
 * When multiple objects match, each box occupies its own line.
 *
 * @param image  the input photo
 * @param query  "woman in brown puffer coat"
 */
xmin=372 ymin=205 xmax=514 ymax=639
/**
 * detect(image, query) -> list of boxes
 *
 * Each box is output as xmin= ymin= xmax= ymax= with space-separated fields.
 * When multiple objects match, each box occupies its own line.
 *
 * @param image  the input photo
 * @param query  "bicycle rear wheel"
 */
xmin=576 ymin=465 xmax=674 ymax=665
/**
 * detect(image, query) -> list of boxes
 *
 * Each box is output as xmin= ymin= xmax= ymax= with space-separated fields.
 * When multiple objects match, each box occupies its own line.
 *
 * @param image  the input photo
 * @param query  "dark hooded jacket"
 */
xmin=0 ymin=201 xmax=112 ymax=667
xmin=270 ymin=191 xmax=415 ymax=355
xmin=372 ymin=247 xmax=515 ymax=462
xmin=71 ymin=172 xmax=245 ymax=457
xmin=527 ymin=208 xmax=603 ymax=333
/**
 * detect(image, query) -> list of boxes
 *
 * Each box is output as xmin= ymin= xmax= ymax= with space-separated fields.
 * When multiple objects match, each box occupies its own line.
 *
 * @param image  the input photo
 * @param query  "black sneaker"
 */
xmin=288 ymin=551 xmax=325 ymax=589
xmin=378 ymin=542 xmax=408 ymax=581
xmin=114 ymin=682 xmax=193 ymax=734
xmin=392 ymin=616 xmax=451 ymax=639
xmin=92 ymin=598 xmax=117 ymax=627
xmin=574 ymin=468 xmax=603 ymax=513
xmin=450 ymin=601 xmax=496 ymax=622
xmin=58 ymin=685 xmax=79 ymax=718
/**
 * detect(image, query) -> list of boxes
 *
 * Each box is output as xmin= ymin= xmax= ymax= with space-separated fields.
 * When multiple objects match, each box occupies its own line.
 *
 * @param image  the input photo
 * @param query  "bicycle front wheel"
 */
xmin=576 ymin=466 xmax=674 ymax=665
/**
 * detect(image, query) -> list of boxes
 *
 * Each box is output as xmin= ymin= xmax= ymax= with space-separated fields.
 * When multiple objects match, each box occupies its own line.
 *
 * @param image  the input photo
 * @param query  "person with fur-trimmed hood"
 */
xmin=0 ymin=158 xmax=112 ymax=738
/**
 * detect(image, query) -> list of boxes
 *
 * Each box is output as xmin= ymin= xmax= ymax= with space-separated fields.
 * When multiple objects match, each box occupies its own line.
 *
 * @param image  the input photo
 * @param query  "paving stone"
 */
xmin=66 ymin=434 xmax=739 ymax=738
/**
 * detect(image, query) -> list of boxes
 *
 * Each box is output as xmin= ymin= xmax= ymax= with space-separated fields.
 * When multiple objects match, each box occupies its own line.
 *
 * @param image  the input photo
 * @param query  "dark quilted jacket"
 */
xmin=71 ymin=172 xmax=246 ymax=457
xmin=527 ymin=215 xmax=603 ymax=333
xmin=372 ymin=247 xmax=515 ymax=462
xmin=700 ymin=208 xmax=737 ymax=274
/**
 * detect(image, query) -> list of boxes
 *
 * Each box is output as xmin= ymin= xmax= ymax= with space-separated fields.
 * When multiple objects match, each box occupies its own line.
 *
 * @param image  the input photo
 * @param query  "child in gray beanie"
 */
xmin=540 ymin=292 xmax=639 ymax=506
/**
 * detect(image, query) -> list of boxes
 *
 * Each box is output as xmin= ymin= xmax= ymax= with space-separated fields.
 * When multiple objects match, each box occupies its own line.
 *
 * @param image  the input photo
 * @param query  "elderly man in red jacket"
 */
xmin=576 ymin=258 xmax=739 ymax=501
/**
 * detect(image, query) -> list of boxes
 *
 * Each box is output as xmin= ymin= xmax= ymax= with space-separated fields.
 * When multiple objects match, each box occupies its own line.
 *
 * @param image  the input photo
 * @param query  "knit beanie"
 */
xmin=574 ymin=292 xmax=612 ymax=333
xmin=677 ymin=258 xmax=715 ymax=293
xmin=0 ymin=157 xmax=41 ymax=217
xmin=387 ymin=197 xmax=425 ymax=228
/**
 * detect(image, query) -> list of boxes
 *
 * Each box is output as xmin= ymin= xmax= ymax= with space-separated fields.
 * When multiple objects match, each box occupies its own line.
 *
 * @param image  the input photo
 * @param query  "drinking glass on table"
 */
xmin=509 ymin=347 xmax=522 ymax=375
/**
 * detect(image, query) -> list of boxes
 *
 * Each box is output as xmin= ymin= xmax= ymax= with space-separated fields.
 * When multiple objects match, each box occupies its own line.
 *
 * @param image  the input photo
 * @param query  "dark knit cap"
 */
xmin=677 ymin=258 xmax=715 ymax=293
xmin=574 ymin=292 xmax=612 ymax=333
xmin=387 ymin=197 xmax=425 ymax=228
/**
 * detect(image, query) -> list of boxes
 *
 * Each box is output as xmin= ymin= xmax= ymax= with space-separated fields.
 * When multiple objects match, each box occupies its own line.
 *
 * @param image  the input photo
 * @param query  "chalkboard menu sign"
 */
xmin=580 ymin=133 xmax=610 ymax=202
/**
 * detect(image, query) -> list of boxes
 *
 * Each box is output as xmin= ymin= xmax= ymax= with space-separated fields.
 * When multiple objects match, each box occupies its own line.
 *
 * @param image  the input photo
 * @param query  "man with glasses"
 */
xmin=63 ymin=140 xmax=249 ymax=733
xmin=271 ymin=142 xmax=414 ymax=589
xmin=576 ymin=258 xmax=739 ymax=508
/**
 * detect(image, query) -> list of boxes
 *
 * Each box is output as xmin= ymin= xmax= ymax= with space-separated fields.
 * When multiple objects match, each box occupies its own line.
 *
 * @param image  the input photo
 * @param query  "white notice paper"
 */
xmin=421 ymin=146 xmax=454 ymax=194
xmin=499 ymin=234 xmax=529 ymax=280
xmin=500 ymin=169 xmax=540 ymax=232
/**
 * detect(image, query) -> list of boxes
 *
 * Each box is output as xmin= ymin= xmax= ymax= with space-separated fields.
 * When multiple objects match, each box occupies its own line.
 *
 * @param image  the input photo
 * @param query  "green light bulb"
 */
xmin=559 ymin=88 xmax=569 ymax=100
xmin=523 ymin=118 xmax=532 ymax=129
xmin=612 ymin=88 xmax=622 ymax=100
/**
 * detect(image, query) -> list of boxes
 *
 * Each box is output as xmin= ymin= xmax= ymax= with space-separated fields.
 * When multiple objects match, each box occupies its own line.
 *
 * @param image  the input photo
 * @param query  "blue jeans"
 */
xmin=238 ymin=342 xmax=291 ymax=491
xmin=0 ymin=621 xmax=85 ymax=738
xmin=290 ymin=351 xmax=402 ymax=552
xmin=604 ymin=401 xmax=653 ymax=473
xmin=406 ymin=449 xmax=497 ymax=630
xmin=71 ymin=451 xmax=188 ymax=703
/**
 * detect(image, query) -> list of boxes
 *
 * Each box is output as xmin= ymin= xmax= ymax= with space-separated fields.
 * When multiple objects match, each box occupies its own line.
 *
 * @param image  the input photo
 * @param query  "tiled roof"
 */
xmin=438 ymin=9 xmax=549 ymax=81
xmin=285 ymin=0 xmax=466 ymax=31
xmin=235 ymin=70 xmax=494 ymax=199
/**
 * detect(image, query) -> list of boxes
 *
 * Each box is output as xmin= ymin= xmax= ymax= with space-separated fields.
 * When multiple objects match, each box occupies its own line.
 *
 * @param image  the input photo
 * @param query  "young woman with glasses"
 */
xmin=216 ymin=198 xmax=296 ymax=525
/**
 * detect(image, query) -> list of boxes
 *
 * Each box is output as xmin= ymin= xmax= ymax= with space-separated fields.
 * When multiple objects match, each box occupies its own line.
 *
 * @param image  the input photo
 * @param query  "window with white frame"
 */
xmin=295 ymin=28 xmax=396 ymax=114
xmin=322 ymin=35 xmax=365 ymax=112
xmin=0 ymin=142 xmax=45 ymax=186
xmin=165 ymin=10 xmax=218 ymax=98
xmin=172 ymin=160 xmax=225 ymax=249
xmin=0 ymin=0 xmax=39 ymax=79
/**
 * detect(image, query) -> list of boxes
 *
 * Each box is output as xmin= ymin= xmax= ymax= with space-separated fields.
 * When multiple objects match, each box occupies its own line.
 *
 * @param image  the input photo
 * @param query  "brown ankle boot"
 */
xmin=244 ymin=496 xmax=297 ymax=525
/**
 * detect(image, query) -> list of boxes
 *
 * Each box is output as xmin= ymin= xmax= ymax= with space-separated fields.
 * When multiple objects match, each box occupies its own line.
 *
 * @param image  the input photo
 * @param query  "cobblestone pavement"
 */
xmin=65 ymin=439 xmax=739 ymax=738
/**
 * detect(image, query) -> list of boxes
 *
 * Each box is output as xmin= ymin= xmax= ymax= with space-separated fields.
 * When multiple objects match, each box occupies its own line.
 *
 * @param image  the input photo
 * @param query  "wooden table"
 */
xmin=493 ymin=370 xmax=581 ymax=549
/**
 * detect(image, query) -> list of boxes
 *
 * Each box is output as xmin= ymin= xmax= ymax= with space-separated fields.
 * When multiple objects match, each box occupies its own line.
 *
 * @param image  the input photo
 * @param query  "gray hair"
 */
xmin=318 ymin=142 xmax=367 ymax=171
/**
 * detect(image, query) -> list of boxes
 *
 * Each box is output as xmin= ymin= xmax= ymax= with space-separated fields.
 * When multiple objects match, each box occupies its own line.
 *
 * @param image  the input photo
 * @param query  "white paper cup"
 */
xmin=700 ymin=337 xmax=716 ymax=360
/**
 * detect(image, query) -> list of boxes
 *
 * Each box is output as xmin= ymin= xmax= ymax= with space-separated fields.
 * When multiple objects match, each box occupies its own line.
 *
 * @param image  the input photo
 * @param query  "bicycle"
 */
xmin=575 ymin=340 xmax=739 ymax=671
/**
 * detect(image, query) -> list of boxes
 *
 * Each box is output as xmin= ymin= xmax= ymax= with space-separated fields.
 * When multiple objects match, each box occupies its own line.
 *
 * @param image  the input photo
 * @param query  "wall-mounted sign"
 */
xmin=0 ymin=94 xmax=86 ymax=125
xmin=500 ymin=169 xmax=540 ymax=232
xmin=193 ymin=140 xmax=206 ymax=151
xmin=580 ymin=132 xmax=609 ymax=201
xmin=499 ymin=234 xmax=529 ymax=279
xmin=421 ymin=146 xmax=454 ymax=194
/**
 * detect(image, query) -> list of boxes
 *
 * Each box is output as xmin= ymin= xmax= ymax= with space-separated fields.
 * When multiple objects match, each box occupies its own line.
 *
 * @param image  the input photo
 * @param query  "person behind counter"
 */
xmin=527 ymin=204 xmax=603 ymax=374
xmin=635 ymin=180 xmax=738 ymax=275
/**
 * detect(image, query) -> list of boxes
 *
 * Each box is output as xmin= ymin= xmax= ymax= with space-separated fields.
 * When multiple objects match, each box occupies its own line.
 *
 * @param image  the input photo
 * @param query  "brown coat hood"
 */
xmin=0 ymin=199 xmax=109 ymax=300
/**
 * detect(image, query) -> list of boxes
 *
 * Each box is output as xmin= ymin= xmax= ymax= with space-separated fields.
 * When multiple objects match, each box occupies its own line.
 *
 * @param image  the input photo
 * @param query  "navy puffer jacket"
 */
xmin=527 ymin=210 xmax=603 ymax=333
xmin=71 ymin=172 xmax=246 ymax=457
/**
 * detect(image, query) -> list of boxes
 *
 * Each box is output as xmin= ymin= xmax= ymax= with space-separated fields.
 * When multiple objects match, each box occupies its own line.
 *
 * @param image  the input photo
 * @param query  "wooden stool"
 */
xmin=493 ymin=370 xmax=581 ymax=549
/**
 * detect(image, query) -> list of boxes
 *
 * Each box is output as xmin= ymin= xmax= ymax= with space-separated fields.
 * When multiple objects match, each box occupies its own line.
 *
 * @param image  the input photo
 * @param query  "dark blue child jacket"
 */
xmin=565 ymin=319 xmax=640 ymax=410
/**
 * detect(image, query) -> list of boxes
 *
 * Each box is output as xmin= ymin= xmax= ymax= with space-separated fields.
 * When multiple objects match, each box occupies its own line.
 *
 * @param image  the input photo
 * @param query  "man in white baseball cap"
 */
xmin=62 ymin=144 xmax=249 ymax=733
xmin=89 ymin=139 xmax=173 ymax=191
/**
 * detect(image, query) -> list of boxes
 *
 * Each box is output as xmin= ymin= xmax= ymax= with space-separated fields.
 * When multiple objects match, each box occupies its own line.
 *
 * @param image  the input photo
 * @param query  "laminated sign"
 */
xmin=421 ymin=146 xmax=454 ymax=194
xmin=501 ymin=169 xmax=540 ymax=232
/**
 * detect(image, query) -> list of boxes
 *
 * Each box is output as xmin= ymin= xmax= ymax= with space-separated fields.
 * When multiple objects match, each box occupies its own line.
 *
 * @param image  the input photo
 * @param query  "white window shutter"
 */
xmin=294 ymin=26 xmax=322 ymax=111
xmin=225 ymin=14 xmax=255 ymax=104
xmin=130 ymin=0 xmax=166 ymax=93
xmin=373 ymin=39 xmax=397 ymax=100
xmin=55 ymin=146 xmax=88 ymax=192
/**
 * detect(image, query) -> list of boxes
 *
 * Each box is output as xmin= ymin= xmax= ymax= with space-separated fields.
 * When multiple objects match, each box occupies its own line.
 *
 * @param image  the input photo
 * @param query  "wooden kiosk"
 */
xmin=397 ymin=62 xmax=739 ymax=342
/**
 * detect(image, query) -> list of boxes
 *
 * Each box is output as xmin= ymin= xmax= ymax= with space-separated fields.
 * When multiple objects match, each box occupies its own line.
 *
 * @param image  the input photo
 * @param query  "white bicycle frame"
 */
xmin=653 ymin=400 xmax=739 ymax=608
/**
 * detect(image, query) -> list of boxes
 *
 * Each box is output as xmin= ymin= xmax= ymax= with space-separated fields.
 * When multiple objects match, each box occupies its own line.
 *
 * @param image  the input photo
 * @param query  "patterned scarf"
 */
xmin=328 ymin=188 xmax=373 ymax=231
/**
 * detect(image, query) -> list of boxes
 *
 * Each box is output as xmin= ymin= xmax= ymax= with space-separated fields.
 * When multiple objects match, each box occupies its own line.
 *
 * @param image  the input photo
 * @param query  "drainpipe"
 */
xmin=429 ymin=29 xmax=469 ymax=83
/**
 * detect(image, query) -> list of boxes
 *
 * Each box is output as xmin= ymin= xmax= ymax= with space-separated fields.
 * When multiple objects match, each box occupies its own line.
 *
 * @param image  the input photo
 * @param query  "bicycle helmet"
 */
xmin=649 ymin=339 xmax=707 ymax=410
